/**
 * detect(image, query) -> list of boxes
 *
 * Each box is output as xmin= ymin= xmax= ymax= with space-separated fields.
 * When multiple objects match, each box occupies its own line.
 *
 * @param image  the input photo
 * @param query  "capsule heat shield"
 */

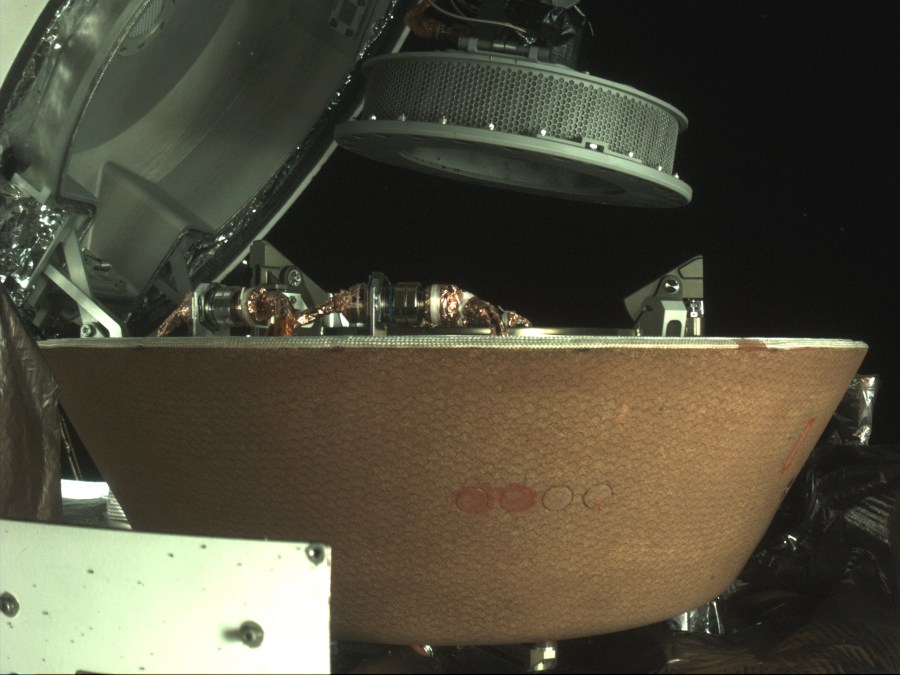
xmin=335 ymin=51 xmax=692 ymax=206
xmin=40 ymin=336 xmax=865 ymax=644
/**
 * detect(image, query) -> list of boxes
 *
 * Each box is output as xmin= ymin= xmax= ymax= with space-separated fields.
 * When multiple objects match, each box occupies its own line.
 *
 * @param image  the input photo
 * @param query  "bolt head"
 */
xmin=239 ymin=621 xmax=264 ymax=648
xmin=306 ymin=544 xmax=325 ymax=565
xmin=285 ymin=269 xmax=302 ymax=288
xmin=663 ymin=278 xmax=680 ymax=294
xmin=0 ymin=593 xmax=19 ymax=617
xmin=80 ymin=324 xmax=96 ymax=338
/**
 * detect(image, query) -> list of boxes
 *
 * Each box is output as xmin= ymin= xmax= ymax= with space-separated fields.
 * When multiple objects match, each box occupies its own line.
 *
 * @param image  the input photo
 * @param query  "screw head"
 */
xmin=663 ymin=278 xmax=680 ymax=294
xmin=239 ymin=621 xmax=264 ymax=648
xmin=285 ymin=268 xmax=302 ymax=289
xmin=305 ymin=544 xmax=325 ymax=565
xmin=0 ymin=592 xmax=19 ymax=617
xmin=80 ymin=324 xmax=96 ymax=338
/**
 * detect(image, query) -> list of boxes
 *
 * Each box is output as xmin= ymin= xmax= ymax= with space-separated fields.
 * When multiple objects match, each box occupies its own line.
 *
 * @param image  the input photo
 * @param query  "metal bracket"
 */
xmin=24 ymin=216 xmax=124 ymax=337
xmin=624 ymin=255 xmax=704 ymax=337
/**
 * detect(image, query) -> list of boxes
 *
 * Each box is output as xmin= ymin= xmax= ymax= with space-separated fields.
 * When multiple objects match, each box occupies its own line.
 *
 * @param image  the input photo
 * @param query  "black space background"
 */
xmin=266 ymin=1 xmax=899 ymax=444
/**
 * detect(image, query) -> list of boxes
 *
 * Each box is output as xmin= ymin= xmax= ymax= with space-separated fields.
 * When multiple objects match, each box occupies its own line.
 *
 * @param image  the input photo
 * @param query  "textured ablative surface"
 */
xmin=40 ymin=336 xmax=866 ymax=644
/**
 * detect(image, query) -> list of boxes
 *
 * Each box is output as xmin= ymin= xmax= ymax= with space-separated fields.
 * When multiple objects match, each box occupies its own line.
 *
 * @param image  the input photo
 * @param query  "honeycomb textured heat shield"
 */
xmin=40 ymin=336 xmax=865 ymax=644
xmin=336 ymin=51 xmax=692 ymax=206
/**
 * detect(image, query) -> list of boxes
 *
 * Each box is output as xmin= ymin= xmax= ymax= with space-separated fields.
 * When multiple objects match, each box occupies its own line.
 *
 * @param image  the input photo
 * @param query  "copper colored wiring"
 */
xmin=294 ymin=284 xmax=366 ymax=329
xmin=245 ymin=287 xmax=294 ymax=326
xmin=405 ymin=0 xmax=469 ymax=42
xmin=463 ymin=296 xmax=506 ymax=335
xmin=268 ymin=314 xmax=296 ymax=337
xmin=156 ymin=292 xmax=193 ymax=337
xmin=158 ymin=282 xmax=530 ymax=337
xmin=438 ymin=284 xmax=467 ymax=327
xmin=504 ymin=310 xmax=533 ymax=329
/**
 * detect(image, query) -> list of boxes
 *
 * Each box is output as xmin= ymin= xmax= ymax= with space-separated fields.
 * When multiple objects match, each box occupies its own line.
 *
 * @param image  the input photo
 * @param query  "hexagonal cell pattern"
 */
xmin=362 ymin=56 xmax=681 ymax=173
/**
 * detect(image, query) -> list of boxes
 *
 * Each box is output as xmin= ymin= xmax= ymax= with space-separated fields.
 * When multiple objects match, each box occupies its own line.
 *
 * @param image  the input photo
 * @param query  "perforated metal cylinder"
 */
xmin=337 ymin=52 xmax=692 ymax=207
xmin=361 ymin=52 xmax=683 ymax=173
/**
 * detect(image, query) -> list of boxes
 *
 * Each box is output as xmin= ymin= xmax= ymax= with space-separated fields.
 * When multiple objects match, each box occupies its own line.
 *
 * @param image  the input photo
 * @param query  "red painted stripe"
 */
xmin=781 ymin=417 xmax=817 ymax=474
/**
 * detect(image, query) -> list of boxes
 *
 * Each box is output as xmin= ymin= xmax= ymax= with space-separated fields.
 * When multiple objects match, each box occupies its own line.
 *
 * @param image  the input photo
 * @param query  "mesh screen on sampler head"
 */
xmin=362 ymin=55 xmax=681 ymax=173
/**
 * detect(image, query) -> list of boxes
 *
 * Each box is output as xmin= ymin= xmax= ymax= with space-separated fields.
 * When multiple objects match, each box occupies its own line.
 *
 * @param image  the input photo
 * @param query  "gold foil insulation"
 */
xmin=405 ymin=1 xmax=469 ymax=42
xmin=156 ymin=292 xmax=193 ymax=337
xmin=294 ymin=284 xmax=365 ymax=328
xmin=157 ymin=282 xmax=530 ymax=336
xmin=423 ymin=284 xmax=531 ymax=335
xmin=244 ymin=287 xmax=296 ymax=336
xmin=503 ymin=311 xmax=533 ymax=329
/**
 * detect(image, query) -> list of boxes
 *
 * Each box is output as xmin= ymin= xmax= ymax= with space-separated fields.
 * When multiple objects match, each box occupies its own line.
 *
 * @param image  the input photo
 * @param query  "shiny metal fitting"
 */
xmin=529 ymin=640 xmax=557 ymax=672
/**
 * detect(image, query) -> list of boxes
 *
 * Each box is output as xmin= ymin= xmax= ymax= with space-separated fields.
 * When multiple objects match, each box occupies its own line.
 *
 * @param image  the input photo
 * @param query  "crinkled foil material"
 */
xmin=0 ymin=287 xmax=62 ymax=521
xmin=0 ymin=178 xmax=64 ymax=306
xmin=295 ymin=284 xmax=366 ymax=328
xmin=290 ymin=281 xmax=530 ymax=335
xmin=463 ymin=295 xmax=505 ymax=335
xmin=245 ymin=286 xmax=295 ymax=327
xmin=655 ymin=375 xmax=900 ymax=673
xmin=827 ymin=374 xmax=879 ymax=445
xmin=155 ymin=292 xmax=193 ymax=337
xmin=423 ymin=284 xmax=531 ymax=335
xmin=1 ymin=0 xmax=85 ymax=310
